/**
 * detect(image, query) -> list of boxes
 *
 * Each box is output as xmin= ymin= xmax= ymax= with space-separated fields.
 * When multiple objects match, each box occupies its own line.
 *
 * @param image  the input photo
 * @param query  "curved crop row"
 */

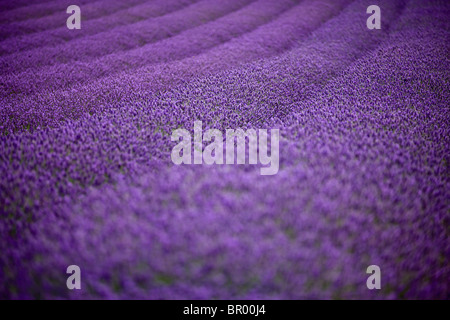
xmin=0 ymin=0 xmax=301 ymax=120
xmin=0 ymin=0 xmax=199 ymax=55
xmin=0 ymin=0 xmax=448 ymax=300
xmin=0 ymin=0 xmax=407 ymax=227
xmin=0 ymin=0 xmax=146 ymax=40
xmin=0 ymin=0 xmax=399 ymax=134
xmin=0 ymin=0 xmax=255 ymax=75
xmin=0 ymin=0 xmax=95 ymax=23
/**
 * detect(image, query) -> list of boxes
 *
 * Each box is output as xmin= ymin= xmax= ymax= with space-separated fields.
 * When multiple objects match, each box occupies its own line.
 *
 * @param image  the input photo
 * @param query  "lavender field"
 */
xmin=0 ymin=0 xmax=449 ymax=299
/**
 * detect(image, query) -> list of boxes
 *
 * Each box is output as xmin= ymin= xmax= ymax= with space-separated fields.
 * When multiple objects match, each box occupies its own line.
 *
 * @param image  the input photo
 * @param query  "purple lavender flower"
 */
xmin=0 ymin=0 xmax=448 ymax=299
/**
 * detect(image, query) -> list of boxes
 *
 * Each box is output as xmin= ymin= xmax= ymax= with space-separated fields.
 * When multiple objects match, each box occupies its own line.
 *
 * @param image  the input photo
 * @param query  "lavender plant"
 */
xmin=0 ymin=0 xmax=448 ymax=299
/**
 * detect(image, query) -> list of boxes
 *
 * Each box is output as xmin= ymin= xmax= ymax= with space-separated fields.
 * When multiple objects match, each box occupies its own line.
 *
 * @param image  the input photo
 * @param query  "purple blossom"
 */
xmin=0 ymin=0 xmax=449 ymax=299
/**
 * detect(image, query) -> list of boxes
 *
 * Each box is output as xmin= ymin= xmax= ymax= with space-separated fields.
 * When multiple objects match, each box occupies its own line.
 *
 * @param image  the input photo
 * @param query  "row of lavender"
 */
xmin=1 ymin=0 xmax=394 ymax=229
xmin=1 ymin=0 xmax=449 ymax=299
xmin=1 ymin=0 xmax=351 ymax=133
xmin=0 ymin=0 xmax=293 ymax=93
xmin=0 ymin=0 xmax=197 ymax=54
xmin=0 ymin=0 xmax=146 ymax=37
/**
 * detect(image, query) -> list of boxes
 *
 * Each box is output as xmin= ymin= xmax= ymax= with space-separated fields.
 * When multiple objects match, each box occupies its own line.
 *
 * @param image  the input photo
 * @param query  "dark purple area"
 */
xmin=0 ymin=0 xmax=449 ymax=299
